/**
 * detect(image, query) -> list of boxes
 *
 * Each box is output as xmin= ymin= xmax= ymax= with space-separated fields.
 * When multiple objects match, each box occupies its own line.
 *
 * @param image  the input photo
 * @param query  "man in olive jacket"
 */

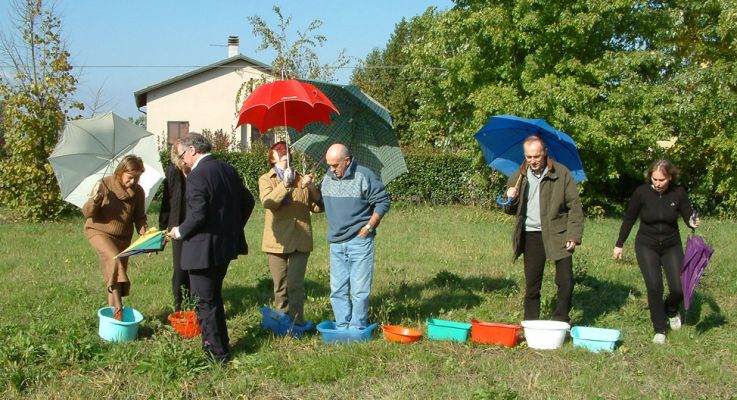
xmin=503 ymin=136 xmax=584 ymax=322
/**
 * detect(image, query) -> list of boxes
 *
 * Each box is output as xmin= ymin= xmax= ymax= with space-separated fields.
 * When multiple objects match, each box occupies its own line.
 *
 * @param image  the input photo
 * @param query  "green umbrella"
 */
xmin=291 ymin=80 xmax=408 ymax=184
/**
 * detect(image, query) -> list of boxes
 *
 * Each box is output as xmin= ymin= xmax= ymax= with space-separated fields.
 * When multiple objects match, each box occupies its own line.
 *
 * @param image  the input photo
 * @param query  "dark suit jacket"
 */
xmin=158 ymin=163 xmax=187 ymax=230
xmin=178 ymin=156 xmax=255 ymax=270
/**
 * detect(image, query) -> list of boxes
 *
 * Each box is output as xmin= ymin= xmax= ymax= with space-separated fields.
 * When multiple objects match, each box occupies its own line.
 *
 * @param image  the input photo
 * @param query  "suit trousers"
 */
xmin=523 ymin=231 xmax=574 ymax=322
xmin=189 ymin=263 xmax=229 ymax=362
xmin=267 ymin=251 xmax=309 ymax=325
xmin=171 ymin=239 xmax=190 ymax=311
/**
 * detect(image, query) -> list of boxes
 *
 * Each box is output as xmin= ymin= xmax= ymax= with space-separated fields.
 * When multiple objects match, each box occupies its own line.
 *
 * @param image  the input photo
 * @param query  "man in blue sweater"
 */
xmin=321 ymin=144 xmax=391 ymax=329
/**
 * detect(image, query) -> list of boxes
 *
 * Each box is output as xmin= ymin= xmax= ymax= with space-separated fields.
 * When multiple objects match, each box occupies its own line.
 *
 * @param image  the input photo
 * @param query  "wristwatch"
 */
xmin=364 ymin=224 xmax=374 ymax=233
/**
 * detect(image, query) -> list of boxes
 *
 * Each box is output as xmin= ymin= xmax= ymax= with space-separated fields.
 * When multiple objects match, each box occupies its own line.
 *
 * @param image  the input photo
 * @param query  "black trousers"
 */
xmin=171 ymin=239 xmax=191 ymax=311
xmin=635 ymin=239 xmax=684 ymax=333
xmin=523 ymin=231 xmax=574 ymax=322
xmin=189 ymin=263 xmax=229 ymax=362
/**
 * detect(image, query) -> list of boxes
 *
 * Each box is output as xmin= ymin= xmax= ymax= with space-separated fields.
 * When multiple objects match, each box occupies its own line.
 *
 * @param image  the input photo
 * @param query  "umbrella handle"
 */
xmin=497 ymin=194 xmax=513 ymax=206
xmin=497 ymin=174 xmax=523 ymax=206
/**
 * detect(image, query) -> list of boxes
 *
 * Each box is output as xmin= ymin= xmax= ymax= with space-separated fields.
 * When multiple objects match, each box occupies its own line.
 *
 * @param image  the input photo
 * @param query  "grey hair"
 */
xmin=179 ymin=132 xmax=212 ymax=153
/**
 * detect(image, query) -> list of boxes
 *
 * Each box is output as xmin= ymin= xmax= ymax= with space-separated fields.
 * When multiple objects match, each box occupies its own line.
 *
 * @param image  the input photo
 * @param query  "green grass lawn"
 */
xmin=1 ymin=204 xmax=735 ymax=399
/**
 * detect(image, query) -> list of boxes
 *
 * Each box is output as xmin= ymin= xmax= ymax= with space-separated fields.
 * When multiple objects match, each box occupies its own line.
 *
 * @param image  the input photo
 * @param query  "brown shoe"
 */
xmin=113 ymin=307 xmax=124 ymax=321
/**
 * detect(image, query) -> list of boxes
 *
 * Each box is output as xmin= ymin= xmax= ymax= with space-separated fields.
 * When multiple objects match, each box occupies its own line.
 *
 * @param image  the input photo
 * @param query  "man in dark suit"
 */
xmin=169 ymin=133 xmax=255 ymax=363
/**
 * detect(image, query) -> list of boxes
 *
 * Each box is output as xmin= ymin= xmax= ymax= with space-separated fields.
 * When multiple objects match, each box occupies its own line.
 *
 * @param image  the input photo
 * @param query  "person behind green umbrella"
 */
xmin=159 ymin=141 xmax=191 ymax=311
xmin=82 ymin=155 xmax=148 ymax=321
xmin=258 ymin=141 xmax=323 ymax=326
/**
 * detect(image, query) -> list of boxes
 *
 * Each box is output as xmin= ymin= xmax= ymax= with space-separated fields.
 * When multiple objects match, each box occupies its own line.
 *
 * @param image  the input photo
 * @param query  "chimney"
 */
xmin=228 ymin=36 xmax=239 ymax=57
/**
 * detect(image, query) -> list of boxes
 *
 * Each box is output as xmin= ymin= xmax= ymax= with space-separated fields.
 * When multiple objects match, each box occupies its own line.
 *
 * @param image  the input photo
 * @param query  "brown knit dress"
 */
xmin=82 ymin=175 xmax=147 ymax=296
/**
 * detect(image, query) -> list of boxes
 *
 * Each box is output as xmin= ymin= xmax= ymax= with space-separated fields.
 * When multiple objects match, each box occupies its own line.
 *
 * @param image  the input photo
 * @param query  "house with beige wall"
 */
xmin=134 ymin=36 xmax=275 ymax=149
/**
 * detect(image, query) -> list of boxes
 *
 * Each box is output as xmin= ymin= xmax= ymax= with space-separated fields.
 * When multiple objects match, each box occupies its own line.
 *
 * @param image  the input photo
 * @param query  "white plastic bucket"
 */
xmin=521 ymin=320 xmax=570 ymax=350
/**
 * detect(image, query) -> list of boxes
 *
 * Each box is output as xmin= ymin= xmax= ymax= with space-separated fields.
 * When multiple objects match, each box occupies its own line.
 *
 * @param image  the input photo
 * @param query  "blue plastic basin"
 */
xmin=97 ymin=307 xmax=144 ymax=342
xmin=570 ymin=326 xmax=621 ymax=352
xmin=259 ymin=306 xmax=313 ymax=337
xmin=427 ymin=318 xmax=472 ymax=342
xmin=316 ymin=321 xmax=378 ymax=343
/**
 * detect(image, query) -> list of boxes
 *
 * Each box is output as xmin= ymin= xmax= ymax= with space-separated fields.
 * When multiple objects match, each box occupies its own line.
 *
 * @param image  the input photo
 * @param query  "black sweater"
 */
xmin=158 ymin=164 xmax=187 ymax=230
xmin=616 ymin=183 xmax=694 ymax=248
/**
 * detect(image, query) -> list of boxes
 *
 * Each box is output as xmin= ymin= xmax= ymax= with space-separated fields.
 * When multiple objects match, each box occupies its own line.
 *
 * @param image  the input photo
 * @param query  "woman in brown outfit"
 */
xmin=258 ymin=142 xmax=323 ymax=325
xmin=83 ymin=155 xmax=148 ymax=320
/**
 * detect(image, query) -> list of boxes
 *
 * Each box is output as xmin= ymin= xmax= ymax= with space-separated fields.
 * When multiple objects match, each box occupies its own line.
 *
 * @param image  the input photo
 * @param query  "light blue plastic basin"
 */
xmin=316 ymin=321 xmax=378 ymax=343
xmin=259 ymin=305 xmax=314 ymax=337
xmin=97 ymin=307 xmax=144 ymax=342
xmin=570 ymin=326 xmax=621 ymax=352
xmin=426 ymin=318 xmax=472 ymax=342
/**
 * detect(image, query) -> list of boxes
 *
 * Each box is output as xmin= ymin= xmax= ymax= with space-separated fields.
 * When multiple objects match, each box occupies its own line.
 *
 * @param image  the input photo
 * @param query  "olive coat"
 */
xmin=503 ymin=158 xmax=584 ymax=261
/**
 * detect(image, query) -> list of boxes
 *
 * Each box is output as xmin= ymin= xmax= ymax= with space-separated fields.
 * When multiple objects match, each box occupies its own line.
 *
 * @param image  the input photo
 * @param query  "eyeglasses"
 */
xmin=177 ymin=147 xmax=188 ymax=160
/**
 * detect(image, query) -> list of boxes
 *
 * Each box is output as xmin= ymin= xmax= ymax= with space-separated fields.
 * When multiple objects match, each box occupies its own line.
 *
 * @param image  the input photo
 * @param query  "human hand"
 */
xmin=168 ymin=227 xmax=180 ymax=240
xmin=139 ymin=225 xmax=148 ymax=236
xmin=566 ymin=240 xmax=577 ymax=251
xmin=300 ymin=173 xmax=314 ymax=189
xmin=689 ymin=215 xmax=701 ymax=229
xmin=506 ymin=186 xmax=518 ymax=199
xmin=90 ymin=180 xmax=104 ymax=202
xmin=613 ymin=246 xmax=623 ymax=260
xmin=357 ymin=226 xmax=370 ymax=238
xmin=283 ymin=167 xmax=295 ymax=187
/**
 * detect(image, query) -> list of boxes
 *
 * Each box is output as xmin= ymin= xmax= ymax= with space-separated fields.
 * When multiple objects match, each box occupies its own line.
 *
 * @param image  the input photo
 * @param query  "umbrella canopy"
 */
xmin=681 ymin=233 xmax=714 ymax=310
xmin=48 ymin=112 xmax=165 ymax=210
xmin=236 ymin=79 xmax=339 ymax=132
xmin=473 ymin=115 xmax=587 ymax=183
xmin=115 ymin=228 xmax=166 ymax=259
xmin=290 ymin=79 xmax=408 ymax=184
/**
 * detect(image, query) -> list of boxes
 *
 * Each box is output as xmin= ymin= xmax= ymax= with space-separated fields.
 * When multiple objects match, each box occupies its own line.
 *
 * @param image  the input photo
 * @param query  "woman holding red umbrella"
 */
xmin=613 ymin=159 xmax=699 ymax=344
xmin=258 ymin=142 xmax=323 ymax=326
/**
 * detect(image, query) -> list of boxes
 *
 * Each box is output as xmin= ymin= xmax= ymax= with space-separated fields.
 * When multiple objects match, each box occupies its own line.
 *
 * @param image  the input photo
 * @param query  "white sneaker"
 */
xmin=652 ymin=333 xmax=666 ymax=344
xmin=669 ymin=316 xmax=682 ymax=331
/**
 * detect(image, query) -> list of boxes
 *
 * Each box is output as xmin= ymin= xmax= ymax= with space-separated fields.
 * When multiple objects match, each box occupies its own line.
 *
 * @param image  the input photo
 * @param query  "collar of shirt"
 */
xmin=191 ymin=153 xmax=211 ymax=171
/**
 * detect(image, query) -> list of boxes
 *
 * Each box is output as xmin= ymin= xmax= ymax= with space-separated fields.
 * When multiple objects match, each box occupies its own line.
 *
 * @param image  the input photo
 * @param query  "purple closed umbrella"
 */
xmin=681 ymin=233 xmax=714 ymax=310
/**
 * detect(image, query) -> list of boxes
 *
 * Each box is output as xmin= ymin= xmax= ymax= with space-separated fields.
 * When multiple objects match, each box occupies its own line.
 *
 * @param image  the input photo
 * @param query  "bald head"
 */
xmin=326 ymin=143 xmax=350 ymax=160
xmin=325 ymin=144 xmax=352 ymax=178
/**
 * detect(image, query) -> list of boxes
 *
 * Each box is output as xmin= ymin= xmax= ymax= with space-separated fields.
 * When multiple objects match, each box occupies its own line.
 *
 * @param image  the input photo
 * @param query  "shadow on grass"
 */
xmin=685 ymin=292 xmax=726 ymax=333
xmin=570 ymin=273 xmax=640 ymax=326
xmin=223 ymin=277 xmax=331 ymax=318
xmin=372 ymin=270 xmax=518 ymax=324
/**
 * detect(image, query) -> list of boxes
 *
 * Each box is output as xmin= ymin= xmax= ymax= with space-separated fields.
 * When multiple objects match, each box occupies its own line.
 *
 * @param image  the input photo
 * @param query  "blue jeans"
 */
xmin=330 ymin=234 xmax=375 ymax=329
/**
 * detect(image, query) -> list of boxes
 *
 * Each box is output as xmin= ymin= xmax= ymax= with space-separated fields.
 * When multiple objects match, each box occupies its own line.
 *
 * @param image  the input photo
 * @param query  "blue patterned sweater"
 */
xmin=320 ymin=160 xmax=391 ymax=243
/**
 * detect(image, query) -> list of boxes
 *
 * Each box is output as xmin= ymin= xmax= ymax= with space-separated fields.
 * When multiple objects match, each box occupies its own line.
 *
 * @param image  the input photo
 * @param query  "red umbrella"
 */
xmin=236 ymin=79 xmax=339 ymax=132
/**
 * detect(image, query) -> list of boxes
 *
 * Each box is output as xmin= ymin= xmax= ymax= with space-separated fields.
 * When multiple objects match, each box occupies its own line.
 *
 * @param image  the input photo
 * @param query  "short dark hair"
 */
xmin=645 ymin=159 xmax=680 ymax=182
xmin=179 ymin=132 xmax=212 ymax=154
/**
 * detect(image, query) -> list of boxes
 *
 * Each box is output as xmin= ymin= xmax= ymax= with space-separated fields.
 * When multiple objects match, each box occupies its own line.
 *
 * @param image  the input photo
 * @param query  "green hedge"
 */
xmin=157 ymin=147 xmax=505 ymax=207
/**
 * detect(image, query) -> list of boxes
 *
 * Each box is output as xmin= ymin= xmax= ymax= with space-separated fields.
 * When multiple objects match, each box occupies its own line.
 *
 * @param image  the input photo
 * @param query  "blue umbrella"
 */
xmin=473 ymin=115 xmax=586 ymax=205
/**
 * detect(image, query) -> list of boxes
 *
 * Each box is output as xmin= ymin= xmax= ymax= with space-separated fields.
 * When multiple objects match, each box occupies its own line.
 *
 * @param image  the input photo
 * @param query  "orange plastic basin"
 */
xmin=168 ymin=311 xmax=201 ymax=338
xmin=382 ymin=325 xmax=422 ymax=344
xmin=470 ymin=319 xmax=522 ymax=347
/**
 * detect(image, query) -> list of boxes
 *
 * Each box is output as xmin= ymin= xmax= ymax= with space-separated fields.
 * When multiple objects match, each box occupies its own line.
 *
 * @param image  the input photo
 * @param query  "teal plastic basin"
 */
xmin=97 ymin=307 xmax=144 ymax=342
xmin=426 ymin=318 xmax=472 ymax=342
xmin=570 ymin=326 xmax=621 ymax=352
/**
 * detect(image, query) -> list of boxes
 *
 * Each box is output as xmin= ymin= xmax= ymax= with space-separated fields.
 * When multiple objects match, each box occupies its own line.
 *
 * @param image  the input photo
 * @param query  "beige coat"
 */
xmin=259 ymin=169 xmax=323 ymax=254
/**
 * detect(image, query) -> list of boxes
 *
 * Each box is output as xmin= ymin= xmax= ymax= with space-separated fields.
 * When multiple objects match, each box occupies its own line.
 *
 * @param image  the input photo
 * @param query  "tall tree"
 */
xmin=364 ymin=0 xmax=737 ymax=214
xmin=351 ymin=18 xmax=426 ymax=142
xmin=0 ymin=0 xmax=82 ymax=220
xmin=248 ymin=5 xmax=349 ymax=81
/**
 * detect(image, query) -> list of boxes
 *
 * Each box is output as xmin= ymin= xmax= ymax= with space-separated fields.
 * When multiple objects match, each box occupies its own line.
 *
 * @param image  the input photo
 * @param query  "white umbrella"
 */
xmin=49 ymin=112 xmax=165 ymax=210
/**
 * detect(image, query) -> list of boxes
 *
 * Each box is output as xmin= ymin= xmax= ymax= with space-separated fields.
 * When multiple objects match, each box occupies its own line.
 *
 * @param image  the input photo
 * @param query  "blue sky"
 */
xmin=0 ymin=0 xmax=453 ymax=119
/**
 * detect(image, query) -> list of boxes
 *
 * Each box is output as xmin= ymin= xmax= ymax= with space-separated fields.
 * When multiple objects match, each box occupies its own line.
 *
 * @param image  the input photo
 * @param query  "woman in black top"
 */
xmin=159 ymin=143 xmax=191 ymax=311
xmin=613 ymin=159 xmax=699 ymax=344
